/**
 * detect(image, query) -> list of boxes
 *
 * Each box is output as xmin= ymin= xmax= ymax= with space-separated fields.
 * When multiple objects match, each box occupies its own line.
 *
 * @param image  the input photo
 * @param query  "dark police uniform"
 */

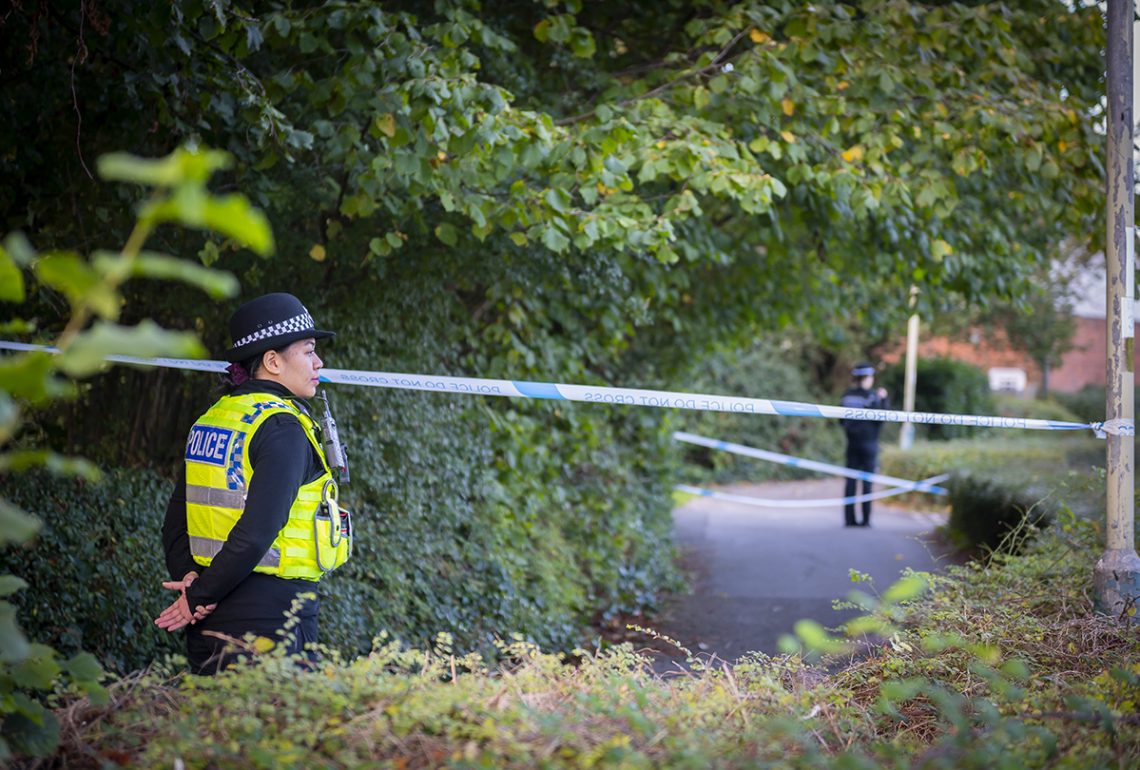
xmin=839 ymin=386 xmax=889 ymax=527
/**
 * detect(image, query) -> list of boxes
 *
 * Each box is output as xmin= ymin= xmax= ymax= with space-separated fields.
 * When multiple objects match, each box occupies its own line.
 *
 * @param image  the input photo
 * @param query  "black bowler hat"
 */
xmin=224 ymin=292 xmax=335 ymax=362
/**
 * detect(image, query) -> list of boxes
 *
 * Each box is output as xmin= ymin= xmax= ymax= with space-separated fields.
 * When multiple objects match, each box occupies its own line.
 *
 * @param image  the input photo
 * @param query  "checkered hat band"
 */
xmin=233 ymin=312 xmax=315 ymax=349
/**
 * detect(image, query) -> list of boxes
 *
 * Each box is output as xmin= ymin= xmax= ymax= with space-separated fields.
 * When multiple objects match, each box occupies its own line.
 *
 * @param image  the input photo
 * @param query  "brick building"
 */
xmin=882 ymin=264 xmax=1106 ymax=396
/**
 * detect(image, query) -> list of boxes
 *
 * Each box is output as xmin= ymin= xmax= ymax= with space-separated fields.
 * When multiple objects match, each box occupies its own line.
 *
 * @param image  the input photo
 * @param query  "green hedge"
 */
xmin=3 ymin=469 xmax=183 ymax=673
xmin=880 ymin=357 xmax=994 ymax=441
xmin=946 ymin=472 xmax=1056 ymax=552
xmin=880 ymin=437 xmax=1098 ymax=482
xmin=1051 ymin=384 xmax=1140 ymax=424
xmin=6 ymin=398 xmax=680 ymax=673
xmin=992 ymin=393 xmax=1084 ymax=423
xmin=881 ymin=436 xmax=1105 ymax=548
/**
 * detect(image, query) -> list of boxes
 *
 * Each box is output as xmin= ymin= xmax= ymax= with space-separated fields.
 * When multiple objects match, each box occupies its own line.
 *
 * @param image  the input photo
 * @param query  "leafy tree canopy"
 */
xmin=1 ymin=0 xmax=1105 ymax=364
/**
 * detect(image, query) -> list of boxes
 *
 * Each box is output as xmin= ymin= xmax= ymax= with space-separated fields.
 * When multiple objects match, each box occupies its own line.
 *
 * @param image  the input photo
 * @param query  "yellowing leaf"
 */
xmin=655 ymin=140 xmax=667 ymax=149
xmin=780 ymin=130 xmax=796 ymax=144
xmin=931 ymin=239 xmax=954 ymax=260
xmin=1058 ymin=140 xmax=1068 ymax=152
xmin=841 ymin=146 xmax=864 ymax=163
xmin=750 ymin=29 xmax=770 ymax=44
xmin=252 ymin=636 xmax=276 ymax=654
xmin=309 ymin=244 xmax=327 ymax=262
xmin=374 ymin=113 xmax=396 ymax=138
xmin=437 ymin=151 xmax=447 ymax=161
xmin=781 ymin=98 xmax=795 ymax=116
xmin=837 ymin=80 xmax=850 ymax=91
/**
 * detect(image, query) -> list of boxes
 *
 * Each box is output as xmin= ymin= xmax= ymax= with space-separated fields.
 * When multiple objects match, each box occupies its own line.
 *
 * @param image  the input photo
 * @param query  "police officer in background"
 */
xmin=839 ymin=362 xmax=889 ymax=527
xmin=155 ymin=293 xmax=351 ymax=674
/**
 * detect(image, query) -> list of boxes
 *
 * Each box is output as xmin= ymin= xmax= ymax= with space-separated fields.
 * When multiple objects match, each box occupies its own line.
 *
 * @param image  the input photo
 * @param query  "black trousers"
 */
xmin=844 ymin=444 xmax=878 ymax=526
xmin=186 ymin=613 xmax=319 ymax=675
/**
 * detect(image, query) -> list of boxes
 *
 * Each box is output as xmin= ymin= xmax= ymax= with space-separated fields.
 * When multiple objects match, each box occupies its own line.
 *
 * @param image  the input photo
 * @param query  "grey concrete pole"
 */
xmin=1093 ymin=0 xmax=1140 ymax=621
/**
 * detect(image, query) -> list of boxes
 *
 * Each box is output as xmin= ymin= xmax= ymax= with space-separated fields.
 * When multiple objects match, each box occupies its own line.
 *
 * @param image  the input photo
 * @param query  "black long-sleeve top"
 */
xmin=162 ymin=379 xmax=324 ymax=621
xmin=839 ymin=386 xmax=890 ymax=447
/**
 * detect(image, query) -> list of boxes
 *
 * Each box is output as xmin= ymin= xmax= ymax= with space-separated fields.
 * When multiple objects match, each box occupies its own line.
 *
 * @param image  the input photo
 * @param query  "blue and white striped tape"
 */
xmin=673 ymin=431 xmax=949 ymax=495
xmin=0 ymin=341 xmax=1131 ymax=437
xmin=674 ymin=474 xmax=951 ymax=509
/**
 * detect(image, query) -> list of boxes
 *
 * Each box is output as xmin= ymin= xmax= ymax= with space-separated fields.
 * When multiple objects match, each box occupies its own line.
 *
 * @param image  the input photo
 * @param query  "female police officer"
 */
xmin=155 ymin=293 xmax=350 ymax=674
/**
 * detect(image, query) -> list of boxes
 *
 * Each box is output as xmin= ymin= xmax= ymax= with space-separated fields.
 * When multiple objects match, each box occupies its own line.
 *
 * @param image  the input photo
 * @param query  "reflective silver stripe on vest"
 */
xmin=186 ymin=485 xmax=246 ymax=510
xmin=189 ymin=536 xmax=281 ymax=569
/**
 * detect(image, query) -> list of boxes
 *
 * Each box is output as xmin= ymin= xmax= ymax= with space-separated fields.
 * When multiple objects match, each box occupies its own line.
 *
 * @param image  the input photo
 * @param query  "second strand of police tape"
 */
xmin=671 ymin=431 xmax=949 ymax=507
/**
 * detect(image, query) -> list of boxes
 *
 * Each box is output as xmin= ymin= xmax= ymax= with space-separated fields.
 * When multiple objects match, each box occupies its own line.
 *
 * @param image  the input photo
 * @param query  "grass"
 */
xmin=23 ymin=510 xmax=1140 ymax=770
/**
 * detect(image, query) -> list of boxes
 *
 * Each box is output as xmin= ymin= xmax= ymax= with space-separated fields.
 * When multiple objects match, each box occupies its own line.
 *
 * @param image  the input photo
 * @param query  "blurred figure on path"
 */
xmin=839 ymin=362 xmax=889 ymax=527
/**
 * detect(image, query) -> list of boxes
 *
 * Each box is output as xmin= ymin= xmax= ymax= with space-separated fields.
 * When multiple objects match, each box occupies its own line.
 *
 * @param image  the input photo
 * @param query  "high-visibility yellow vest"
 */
xmin=184 ymin=392 xmax=351 ymax=581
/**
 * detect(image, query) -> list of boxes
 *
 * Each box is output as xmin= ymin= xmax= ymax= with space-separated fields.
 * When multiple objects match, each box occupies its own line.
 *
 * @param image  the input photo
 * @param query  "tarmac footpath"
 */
xmin=643 ymin=478 xmax=950 ymax=670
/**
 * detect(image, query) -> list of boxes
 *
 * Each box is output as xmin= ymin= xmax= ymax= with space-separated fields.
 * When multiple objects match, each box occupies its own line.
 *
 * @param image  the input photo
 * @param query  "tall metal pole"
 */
xmin=899 ymin=287 xmax=920 ymax=450
xmin=1093 ymin=0 xmax=1140 ymax=621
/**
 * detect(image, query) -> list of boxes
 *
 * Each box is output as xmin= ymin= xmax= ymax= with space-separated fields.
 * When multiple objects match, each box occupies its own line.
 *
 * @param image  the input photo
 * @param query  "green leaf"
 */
xmin=64 ymin=651 xmax=103 ymax=682
xmin=544 ymin=188 xmax=571 ymax=213
xmin=3 ymin=706 xmax=60 ymax=758
xmin=34 ymin=253 xmax=121 ymax=319
xmin=0 ymin=243 xmax=26 ymax=302
xmin=0 ymin=575 xmax=28 ymax=597
xmin=12 ymin=645 xmax=62 ymax=689
xmin=58 ymin=320 xmax=207 ymax=377
xmin=0 ymin=352 xmax=71 ymax=403
xmin=881 ymin=575 xmax=928 ymax=605
xmin=570 ymin=28 xmax=596 ymax=58
xmin=200 ymin=196 xmax=275 ymax=256
xmin=91 ymin=251 xmax=239 ymax=299
xmin=0 ymin=449 xmax=102 ymax=479
xmin=793 ymin=619 xmax=842 ymax=652
xmin=845 ymin=615 xmax=888 ymax=636
xmin=533 ymin=18 xmax=551 ymax=42
xmin=0 ymin=320 xmax=34 ymax=336
xmin=98 ymin=146 xmax=232 ymax=187
xmin=141 ymin=192 xmax=274 ymax=256
xmin=0 ymin=500 xmax=41 ymax=547
xmin=541 ymin=226 xmax=570 ymax=253
xmin=879 ymin=678 xmax=924 ymax=703
xmin=0 ymin=601 xmax=30 ymax=663
xmin=3 ymin=233 xmax=36 ymax=266
xmin=435 ymin=222 xmax=459 ymax=247
xmin=878 ymin=70 xmax=895 ymax=94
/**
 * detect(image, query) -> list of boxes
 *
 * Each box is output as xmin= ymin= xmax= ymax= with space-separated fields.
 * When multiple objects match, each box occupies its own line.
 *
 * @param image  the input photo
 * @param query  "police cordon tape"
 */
xmin=673 ymin=431 xmax=949 ymax=495
xmin=674 ymin=474 xmax=951 ymax=509
xmin=0 ymin=341 xmax=1132 ymax=437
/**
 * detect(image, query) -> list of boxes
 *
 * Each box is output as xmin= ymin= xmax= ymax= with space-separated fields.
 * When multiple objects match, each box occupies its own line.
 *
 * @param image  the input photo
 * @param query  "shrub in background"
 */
xmin=674 ymin=340 xmax=842 ymax=484
xmin=881 ymin=435 xmax=1103 ymax=549
xmin=1051 ymin=384 xmax=1140 ymax=424
xmin=992 ymin=393 xmax=1084 ymax=423
xmin=4 ymin=469 xmax=185 ymax=673
xmin=946 ymin=472 xmax=1057 ymax=552
xmin=880 ymin=357 xmax=994 ymax=440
